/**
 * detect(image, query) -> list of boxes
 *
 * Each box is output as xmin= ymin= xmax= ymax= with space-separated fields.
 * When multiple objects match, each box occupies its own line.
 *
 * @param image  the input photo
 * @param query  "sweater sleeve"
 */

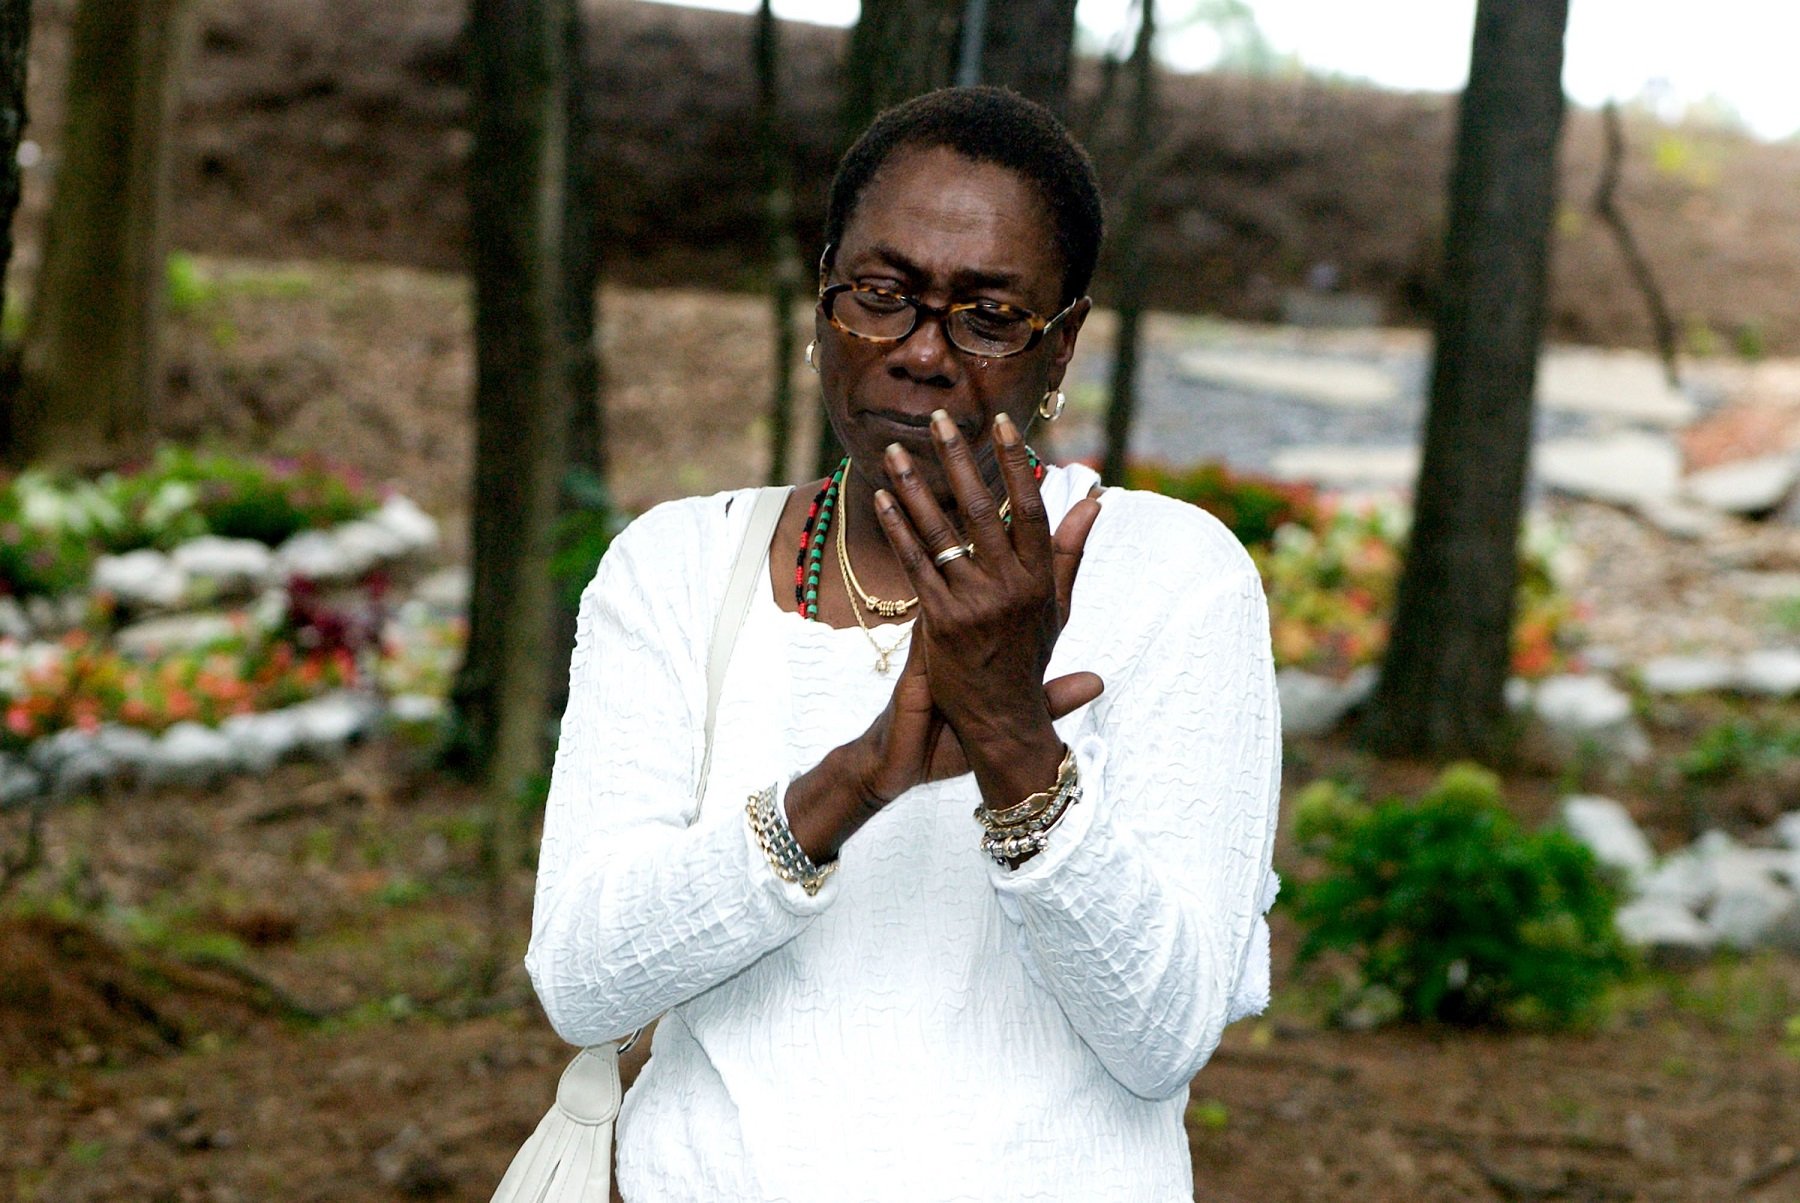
xmin=989 ymin=498 xmax=1282 ymax=1101
xmin=524 ymin=497 xmax=836 ymax=1048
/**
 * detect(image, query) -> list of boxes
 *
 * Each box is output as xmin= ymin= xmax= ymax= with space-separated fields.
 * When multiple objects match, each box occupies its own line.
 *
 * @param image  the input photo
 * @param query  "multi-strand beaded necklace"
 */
xmin=794 ymin=451 xmax=1044 ymax=622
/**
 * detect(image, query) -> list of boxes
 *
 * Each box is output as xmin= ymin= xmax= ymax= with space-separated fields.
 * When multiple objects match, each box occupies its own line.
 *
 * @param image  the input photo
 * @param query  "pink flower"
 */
xmin=6 ymin=705 xmax=34 ymax=736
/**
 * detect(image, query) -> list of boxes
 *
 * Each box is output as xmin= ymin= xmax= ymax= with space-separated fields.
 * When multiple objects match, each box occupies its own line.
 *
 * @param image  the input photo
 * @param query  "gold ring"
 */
xmin=932 ymin=543 xmax=973 ymax=568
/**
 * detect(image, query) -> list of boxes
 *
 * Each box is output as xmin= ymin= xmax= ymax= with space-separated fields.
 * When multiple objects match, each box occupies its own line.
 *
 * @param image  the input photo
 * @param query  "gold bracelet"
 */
xmin=974 ymin=745 xmax=1079 ymax=832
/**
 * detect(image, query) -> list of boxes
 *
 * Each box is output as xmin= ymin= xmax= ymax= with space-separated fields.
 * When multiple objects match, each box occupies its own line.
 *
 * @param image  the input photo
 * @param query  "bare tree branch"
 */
xmin=1594 ymin=100 xmax=1681 ymax=389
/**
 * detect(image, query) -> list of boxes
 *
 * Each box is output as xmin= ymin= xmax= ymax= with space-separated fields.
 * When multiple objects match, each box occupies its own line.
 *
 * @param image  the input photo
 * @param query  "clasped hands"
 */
xmin=849 ymin=409 xmax=1104 ymax=819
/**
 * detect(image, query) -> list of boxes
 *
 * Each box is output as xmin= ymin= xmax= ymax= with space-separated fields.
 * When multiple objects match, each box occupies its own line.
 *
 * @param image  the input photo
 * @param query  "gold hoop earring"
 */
xmin=1037 ymin=389 xmax=1066 ymax=422
xmin=805 ymin=340 xmax=818 ymax=372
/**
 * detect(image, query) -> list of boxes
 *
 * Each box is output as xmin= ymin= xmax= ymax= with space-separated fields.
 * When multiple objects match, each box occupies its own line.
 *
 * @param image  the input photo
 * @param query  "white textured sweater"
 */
xmin=525 ymin=464 xmax=1282 ymax=1203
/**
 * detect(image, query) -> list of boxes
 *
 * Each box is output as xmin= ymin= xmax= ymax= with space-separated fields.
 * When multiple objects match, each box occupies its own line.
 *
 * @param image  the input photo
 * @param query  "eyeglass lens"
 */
xmin=833 ymin=289 xmax=1035 ymax=357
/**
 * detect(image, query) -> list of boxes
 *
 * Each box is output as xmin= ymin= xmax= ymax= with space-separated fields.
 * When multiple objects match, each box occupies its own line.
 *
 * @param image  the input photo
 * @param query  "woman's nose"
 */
xmin=890 ymin=310 xmax=958 ymax=384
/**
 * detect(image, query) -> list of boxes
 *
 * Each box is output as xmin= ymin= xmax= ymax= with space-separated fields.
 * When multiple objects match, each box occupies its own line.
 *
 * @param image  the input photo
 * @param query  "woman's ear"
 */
xmin=1049 ymin=297 xmax=1092 ymax=372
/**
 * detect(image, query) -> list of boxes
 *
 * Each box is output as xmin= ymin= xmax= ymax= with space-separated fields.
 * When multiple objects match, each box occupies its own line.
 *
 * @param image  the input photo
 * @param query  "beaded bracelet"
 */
xmin=747 ymin=783 xmax=837 ymax=896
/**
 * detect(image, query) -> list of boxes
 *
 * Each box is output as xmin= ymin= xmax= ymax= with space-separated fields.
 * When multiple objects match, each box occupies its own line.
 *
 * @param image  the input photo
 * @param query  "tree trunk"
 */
xmin=1360 ymin=0 xmax=1569 ymax=760
xmin=758 ymin=0 xmax=801 ymax=486
xmin=1100 ymin=0 xmax=1157 ymax=486
xmin=0 ymin=1 xmax=29 ymax=348
xmin=545 ymin=0 xmax=604 ymax=726
xmin=7 ymin=0 xmax=188 ymax=471
xmin=973 ymin=0 xmax=1078 ymax=118
xmin=455 ymin=0 xmax=573 ymax=961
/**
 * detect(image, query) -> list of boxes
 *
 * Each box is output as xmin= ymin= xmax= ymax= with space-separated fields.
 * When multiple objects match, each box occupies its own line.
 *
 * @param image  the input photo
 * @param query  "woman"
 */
xmin=526 ymin=87 xmax=1281 ymax=1202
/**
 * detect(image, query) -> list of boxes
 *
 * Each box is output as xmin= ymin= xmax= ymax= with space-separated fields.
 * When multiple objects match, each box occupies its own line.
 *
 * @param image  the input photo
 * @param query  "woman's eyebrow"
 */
xmin=853 ymin=244 xmax=1023 ymax=292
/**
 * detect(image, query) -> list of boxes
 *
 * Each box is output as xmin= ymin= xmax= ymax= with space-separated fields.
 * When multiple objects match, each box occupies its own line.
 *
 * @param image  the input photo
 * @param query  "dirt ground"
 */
xmin=5 ymin=731 xmax=1798 ymax=1203
xmin=4 ymin=264 xmax=1800 ymax=1201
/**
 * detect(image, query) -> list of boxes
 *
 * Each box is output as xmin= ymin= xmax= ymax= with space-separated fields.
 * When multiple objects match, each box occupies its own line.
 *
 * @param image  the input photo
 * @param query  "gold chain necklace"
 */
xmin=836 ymin=516 xmax=911 ymax=673
xmin=836 ymin=503 xmax=919 ymax=617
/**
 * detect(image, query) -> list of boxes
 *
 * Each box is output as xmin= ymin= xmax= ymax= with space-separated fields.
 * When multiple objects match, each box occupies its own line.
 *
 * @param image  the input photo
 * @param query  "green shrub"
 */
xmin=1678 ymin=720 xmax=1800 ymax=784
xmin=109 ymin=446 xmax=375 ymax=549
xmin=1286 ymin=763 xmax=1631 ymax=1028
xmin=550 ymin=466 xmax=626 ymax=609
xmin=0 ymin=485 xmax=98 ymax=598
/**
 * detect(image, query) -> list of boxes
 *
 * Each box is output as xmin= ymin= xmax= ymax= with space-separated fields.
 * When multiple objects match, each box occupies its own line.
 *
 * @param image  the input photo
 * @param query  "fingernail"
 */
xmin=874 ymin=489 xmax=895 ymax=513
xmin=994 ymin=412 xmax=1019 ymax=445
xmin=886 ymin=443 xmax=911 ymax=470
xmin=930 ymin=409 xmax=955 ymax=440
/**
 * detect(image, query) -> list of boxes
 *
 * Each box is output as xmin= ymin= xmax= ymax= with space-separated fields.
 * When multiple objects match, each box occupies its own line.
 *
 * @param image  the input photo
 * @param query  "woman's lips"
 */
xmin=858 ymin=408 xmax=979 ymax=444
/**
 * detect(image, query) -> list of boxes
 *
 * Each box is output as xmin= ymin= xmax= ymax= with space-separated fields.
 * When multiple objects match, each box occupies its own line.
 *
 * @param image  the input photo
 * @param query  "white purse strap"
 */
xmin=492 ymin=485 xmax=791 ymax=1203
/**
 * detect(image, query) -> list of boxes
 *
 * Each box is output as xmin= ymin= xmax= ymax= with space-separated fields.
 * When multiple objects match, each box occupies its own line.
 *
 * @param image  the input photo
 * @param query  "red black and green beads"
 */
xmin=794 ymin=458 xmax=847 ymax=619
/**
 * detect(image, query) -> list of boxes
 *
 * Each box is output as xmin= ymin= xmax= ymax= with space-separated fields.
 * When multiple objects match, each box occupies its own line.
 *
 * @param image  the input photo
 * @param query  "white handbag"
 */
xmin=491 ymin=486 xmax=792 ymax=1203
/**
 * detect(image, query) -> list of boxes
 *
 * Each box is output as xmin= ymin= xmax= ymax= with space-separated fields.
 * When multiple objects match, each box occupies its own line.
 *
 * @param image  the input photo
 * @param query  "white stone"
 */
xmin=27 ymin=727 xmax=107 ymax=783
xmin=1774 ymin=813 xmax=1800 ymax=851
xmin=1735 ymin=649 xmax=1800 ymax=698
xmin=1530 ymin=675 xmax=1648 ymax=762
xmin=1620 ymin=896 xmax=1713 ymax=965
xmin=220 ymin=711 xmax=303 ymax=774
xmin=1536 ymin=348 xmax=1697 ymax=427
xmin=92 ymin=549 xmax=190 ymax=609
xmin=90 ymin=724 xmax=157 ymax=778
xmin=1635 ymin=497 xmax=1729 ymax=541
xmin=371 ymin=495 xmax=439 ymax=554
xmin=1277 ymin=666 xmax=1376 ymax=736
xmin=143 ymin=722 xmax=240 ymax=788
xmin=275 ymin=530 xmax=360 ymax=583
xmin=1535 ymin=432 xmax=1683 ymax=508
xmin=24 ymin=595 xmax=57 ymax=631
xmin=1637 ymin=848 xmax=1714 ymax=911
xmin=1637 ymin=655 xmax=1736 ymax=696
xmin=1722 ymin=571 xmax=1800 ymax=602
xmin=1269 ymin=445 xmax=1419 ymax=489
xmin=1682 ymin=453 xmax=1800 ymax=517
xmin=291 ymin=691 xmax=380 ymax=758
xmin=1579 ymin=645 xmax=1626 ymax=674
xmin=1614 ymin=897 xmax=1718 ymax=962
xmin=332 ymin=519 xmax=407 ymax=572
xmin=388 ymin=693 xmax=447 ymax=725
xmin=250 ymin=587 xmax=290 ymax=632
xmin=115 ymin=612 xmax=242 ymax=658
xmin=0 ymin=753 xmax=43 ymax=807
xmin=1178 ymin=349 xmax=1401 ymax=410
xmin=413 ymin=567 xmax=470 ymax=615
xmin=0 ymin=596 xmax=32 ymax=640
xmin=1707 ymin=873 xmax=1800 ymax=951
xmin=170 ymin=536 xmax=277 ymax=592
xmin=1560 ymin=795 xmax=1656 ymax=879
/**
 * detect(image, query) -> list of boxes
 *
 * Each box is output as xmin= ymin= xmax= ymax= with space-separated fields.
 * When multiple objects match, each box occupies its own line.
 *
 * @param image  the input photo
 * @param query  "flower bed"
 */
xmin=1132 ymin=460 xmax=1586 ymax=680
xmin=0 ymin=448 xmax=458 ymax=799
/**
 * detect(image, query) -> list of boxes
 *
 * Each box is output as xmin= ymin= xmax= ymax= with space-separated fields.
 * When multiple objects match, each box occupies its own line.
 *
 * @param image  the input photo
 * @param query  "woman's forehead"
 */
xmin=837 ymin=146 xmax=1062 ymax=295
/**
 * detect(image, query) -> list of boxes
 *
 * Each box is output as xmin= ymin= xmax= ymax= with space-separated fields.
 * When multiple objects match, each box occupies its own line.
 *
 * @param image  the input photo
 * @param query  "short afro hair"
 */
xmin=823 ymin=86 xmax=1105 ymax=305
